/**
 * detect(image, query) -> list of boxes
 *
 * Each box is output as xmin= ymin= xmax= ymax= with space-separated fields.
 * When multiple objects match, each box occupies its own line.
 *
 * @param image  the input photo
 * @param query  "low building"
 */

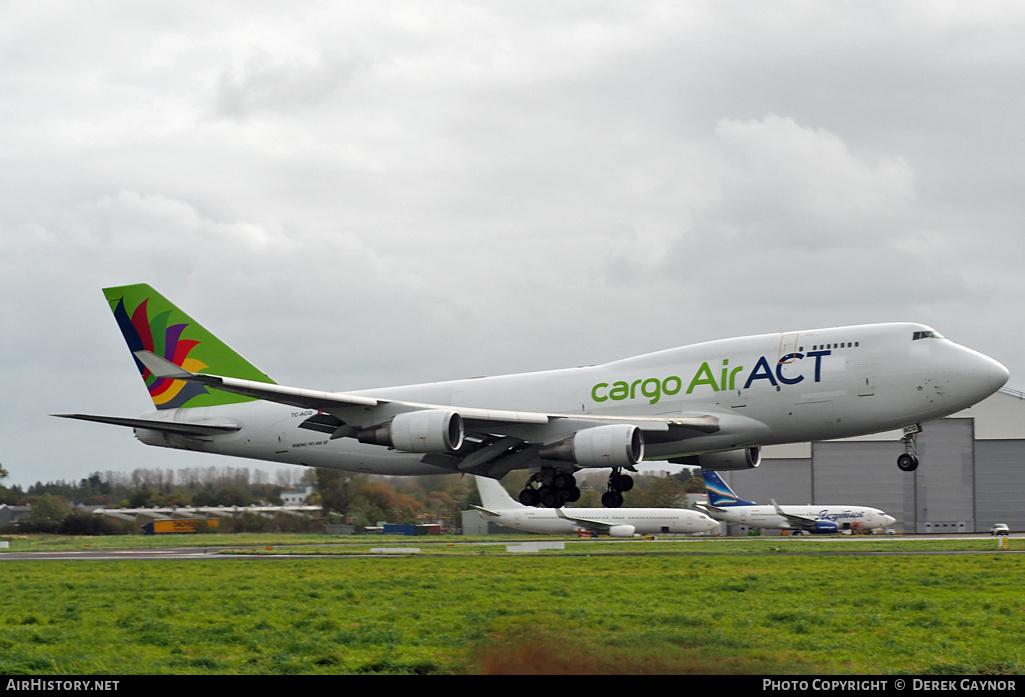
xmin=0 ymin=504 xmax=31 ymax=527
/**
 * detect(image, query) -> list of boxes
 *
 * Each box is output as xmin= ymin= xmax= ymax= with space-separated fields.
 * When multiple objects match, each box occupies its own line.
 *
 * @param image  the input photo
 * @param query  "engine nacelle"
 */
xmin=812 ymin=521 xmax=839 ymax=535
xmin=608 ymin=525 xmax=636 ymax=538
xmin=539 ymin=424 xmax=644 ymax=468
xmin=357 ymin=410 xmax=464 ymax=453
xmin=676 ymin=446 xmax=761 ymax=471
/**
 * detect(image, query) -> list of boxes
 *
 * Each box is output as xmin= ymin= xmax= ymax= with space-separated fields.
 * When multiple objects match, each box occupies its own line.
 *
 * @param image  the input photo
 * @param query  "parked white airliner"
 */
xmin=472 ymin=476 xmax=720 ymax=536
xmin=57 ymin=284 xmax=1009 ymax=508
xmin=699 ymin=470 xmax=896 ymax=534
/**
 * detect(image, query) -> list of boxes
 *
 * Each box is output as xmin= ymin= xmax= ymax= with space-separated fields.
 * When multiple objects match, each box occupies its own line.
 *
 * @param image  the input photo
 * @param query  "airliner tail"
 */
xmin=474 ymin=475 xmax=520 ymax=510
xmin=103 ymin=283 xmax=275 ymax=410
xmin=702 ymin=469 xmax=756 ymax=507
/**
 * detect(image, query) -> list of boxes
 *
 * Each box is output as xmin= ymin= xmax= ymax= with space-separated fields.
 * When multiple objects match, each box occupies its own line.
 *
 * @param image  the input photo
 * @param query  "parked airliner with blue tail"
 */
xmin=56 ymin=284 xmax=1008 ymax=508
xmin=699 ymin=470 xmax=896 ymax=534
xmin=472 ymin=476 xmax=719 ymax=536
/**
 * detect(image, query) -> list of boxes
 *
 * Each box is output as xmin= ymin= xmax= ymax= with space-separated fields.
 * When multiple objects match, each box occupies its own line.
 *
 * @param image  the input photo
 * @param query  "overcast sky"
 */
xmin=3 ymin=2 xmax=1024 ymax=488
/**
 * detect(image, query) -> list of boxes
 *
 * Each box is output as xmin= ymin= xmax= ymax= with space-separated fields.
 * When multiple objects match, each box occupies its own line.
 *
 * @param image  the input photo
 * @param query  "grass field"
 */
xmin=1 ymin=535 xmax=1023 ymax=675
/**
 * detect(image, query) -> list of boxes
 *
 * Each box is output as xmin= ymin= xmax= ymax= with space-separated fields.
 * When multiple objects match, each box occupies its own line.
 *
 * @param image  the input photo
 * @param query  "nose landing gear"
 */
xmin=897 ymin=453 xmax=919 ymax=472
xmin=897 ymin=424 xmax=922 ymax=472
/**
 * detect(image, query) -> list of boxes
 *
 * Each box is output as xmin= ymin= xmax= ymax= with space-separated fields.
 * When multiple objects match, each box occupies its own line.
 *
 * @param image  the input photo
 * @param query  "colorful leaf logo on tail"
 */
xmin=112 ymin=296 xmax=210 ymax=409
xmin=105 ymin=283 xmax=275 ymax=408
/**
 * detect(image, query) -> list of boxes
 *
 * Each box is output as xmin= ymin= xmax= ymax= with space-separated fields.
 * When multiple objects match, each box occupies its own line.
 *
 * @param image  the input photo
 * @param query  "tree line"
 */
xmin=0 ymin=463 xmax=705 ymax=535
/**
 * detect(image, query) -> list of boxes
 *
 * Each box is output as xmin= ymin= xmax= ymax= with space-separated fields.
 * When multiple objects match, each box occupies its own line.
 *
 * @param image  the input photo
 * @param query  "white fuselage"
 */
xmin=706 ymin=505 xmax=894 ymax=531
xmin=482 ymin=507 xmax=720 ymax=536
xmin=133 ymin=322 xmax=1009 ymax=475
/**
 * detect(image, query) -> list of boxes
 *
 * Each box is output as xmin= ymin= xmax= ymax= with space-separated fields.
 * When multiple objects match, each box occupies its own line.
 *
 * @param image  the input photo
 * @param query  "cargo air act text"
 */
xmin=591 ymin=350 xmax=832 ymax=405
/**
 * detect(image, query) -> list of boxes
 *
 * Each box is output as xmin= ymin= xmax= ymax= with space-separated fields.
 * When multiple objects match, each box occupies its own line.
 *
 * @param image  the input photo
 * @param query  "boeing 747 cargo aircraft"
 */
xmin=57 ymin=284 xmax=1008 ymax=508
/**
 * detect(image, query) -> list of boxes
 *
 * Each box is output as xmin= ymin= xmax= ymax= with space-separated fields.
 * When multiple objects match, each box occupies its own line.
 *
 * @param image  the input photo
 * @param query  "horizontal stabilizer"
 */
xmin=52 ymin=413 xmax=240 ymax=436
xmin=134 ymin=350 xmax=381 ymax=411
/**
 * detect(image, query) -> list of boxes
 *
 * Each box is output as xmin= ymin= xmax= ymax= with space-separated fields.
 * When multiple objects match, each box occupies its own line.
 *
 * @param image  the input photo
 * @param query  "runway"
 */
xmin=1 ymin=534 xmax=1019 ymax=561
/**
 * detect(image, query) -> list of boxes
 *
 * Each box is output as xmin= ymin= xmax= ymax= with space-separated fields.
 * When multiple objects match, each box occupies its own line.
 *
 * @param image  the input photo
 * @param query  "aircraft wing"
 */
xmin=132 ymin=350 xmax=723 ymax=478
xmin=555 ymin=508 xmax=617 ymax=535
xmin=771 ymin=500 xmax=818 ymax=530
xmin=52 ymin=413 xmax=241 ymax=436
xmin=694 ymin=502 xmax=728 ymax=518
xmin=133 ymin=350 xmax=721 ymax=439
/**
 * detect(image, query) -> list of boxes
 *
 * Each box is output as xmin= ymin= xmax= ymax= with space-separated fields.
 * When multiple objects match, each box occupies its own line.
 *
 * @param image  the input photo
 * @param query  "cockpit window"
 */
xmin=912 ymin=330 xmax=944 ymax=340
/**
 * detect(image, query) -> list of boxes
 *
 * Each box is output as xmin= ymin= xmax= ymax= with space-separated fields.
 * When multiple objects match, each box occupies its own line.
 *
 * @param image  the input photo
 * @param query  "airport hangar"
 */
xmin=718 ymin=387 xmax=1025 ymax=534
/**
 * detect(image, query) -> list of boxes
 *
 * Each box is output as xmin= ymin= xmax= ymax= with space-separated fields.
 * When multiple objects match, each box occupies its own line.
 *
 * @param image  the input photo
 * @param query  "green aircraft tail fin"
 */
xmin=103 ymin=283 xmax=276 ymax=410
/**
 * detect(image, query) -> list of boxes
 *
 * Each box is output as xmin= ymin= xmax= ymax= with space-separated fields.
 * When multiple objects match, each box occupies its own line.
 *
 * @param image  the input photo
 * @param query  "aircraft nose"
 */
xmin=883 ymin=515 xmax=896 ymax=527
xmin=982 ymin=356 xmax=1010 ymax=394
xmin=956 ymin=345 xmax=1009 ymax=402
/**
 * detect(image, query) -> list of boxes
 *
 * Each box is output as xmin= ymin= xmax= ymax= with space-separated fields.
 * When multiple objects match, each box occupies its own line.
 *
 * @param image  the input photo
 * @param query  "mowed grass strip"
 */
xmin=3 ymin=532 xmax=1019 ymax=555
xmin=1 ymin=553 xmax=1023 ymax=675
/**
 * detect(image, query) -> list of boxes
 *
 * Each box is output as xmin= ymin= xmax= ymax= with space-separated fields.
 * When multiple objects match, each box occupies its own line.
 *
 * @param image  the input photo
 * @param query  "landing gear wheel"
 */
xmin=601 ymin=491 xmax=624 ymax=508
xmin=526 ymin=470 xmax=579 ymax=507
xmin=519 ymin=488 xmax=540 ymax=506
xmin=602 ymin=468 xmax=632 ymax=507
xmin=539 ymin=486 xmax=562 ymax=508
xmin=552 ymin=472 xmax=574 ymax=490
xmin=898 ymin=425 xmax=921 ymax=472
xmin=897 ymin=453 xmax=919 ymax=472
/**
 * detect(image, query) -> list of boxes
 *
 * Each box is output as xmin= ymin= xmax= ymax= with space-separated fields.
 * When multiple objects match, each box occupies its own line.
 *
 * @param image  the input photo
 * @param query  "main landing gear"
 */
xmin=517 ymin=468 xmax=635 ymax=508
xmin=601 ymin=469 xmax=634 ymax=508
xmin=518 ymin=470 xmax=581 ymax=508
xmin=897 ymin=424 xmax=922 ymax=472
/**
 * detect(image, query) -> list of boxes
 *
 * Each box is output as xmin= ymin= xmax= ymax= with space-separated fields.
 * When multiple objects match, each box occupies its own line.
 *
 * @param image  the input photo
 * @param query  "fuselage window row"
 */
xmin=800 ymin=341 xmax=860 ymax=351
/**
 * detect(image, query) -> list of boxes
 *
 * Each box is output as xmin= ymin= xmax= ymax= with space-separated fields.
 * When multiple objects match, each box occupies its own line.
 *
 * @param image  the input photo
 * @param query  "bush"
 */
xmin=58 ymin=511 xmax=136 ymax=536
xmin=24 ymin=494 xmax=72 ymax=533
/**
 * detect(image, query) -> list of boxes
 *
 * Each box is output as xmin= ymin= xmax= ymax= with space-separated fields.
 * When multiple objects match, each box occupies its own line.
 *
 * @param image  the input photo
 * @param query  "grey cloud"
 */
xmin=214 ymin=49 xmax=365 ymax=119
xmin=3 ymin=2 xmax=1025 ymax=486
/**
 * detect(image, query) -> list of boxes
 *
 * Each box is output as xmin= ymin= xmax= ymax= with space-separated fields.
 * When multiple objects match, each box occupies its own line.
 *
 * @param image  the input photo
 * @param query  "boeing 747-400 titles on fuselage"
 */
xmin=472 ymin=475 xmax=719 ymax=536
xmin=56 ymin=284 xmax=1009 ymax=508
xmin=699 ymin=470 xmax=896 ymax=534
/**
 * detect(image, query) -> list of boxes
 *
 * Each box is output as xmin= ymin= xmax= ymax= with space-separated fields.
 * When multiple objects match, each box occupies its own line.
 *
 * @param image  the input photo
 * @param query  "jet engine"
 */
xmin=539 ymin=424 xmax=644 ymax=468
xmin=357 ymin=410 xmax=464 ymax=453
xmin=675 ymin=446 xmax=761 ymax=471
xmin=608 ymin=525 xmax=636 ymax=538
xmin=811 ymin=521 xmax=839 ymax=534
